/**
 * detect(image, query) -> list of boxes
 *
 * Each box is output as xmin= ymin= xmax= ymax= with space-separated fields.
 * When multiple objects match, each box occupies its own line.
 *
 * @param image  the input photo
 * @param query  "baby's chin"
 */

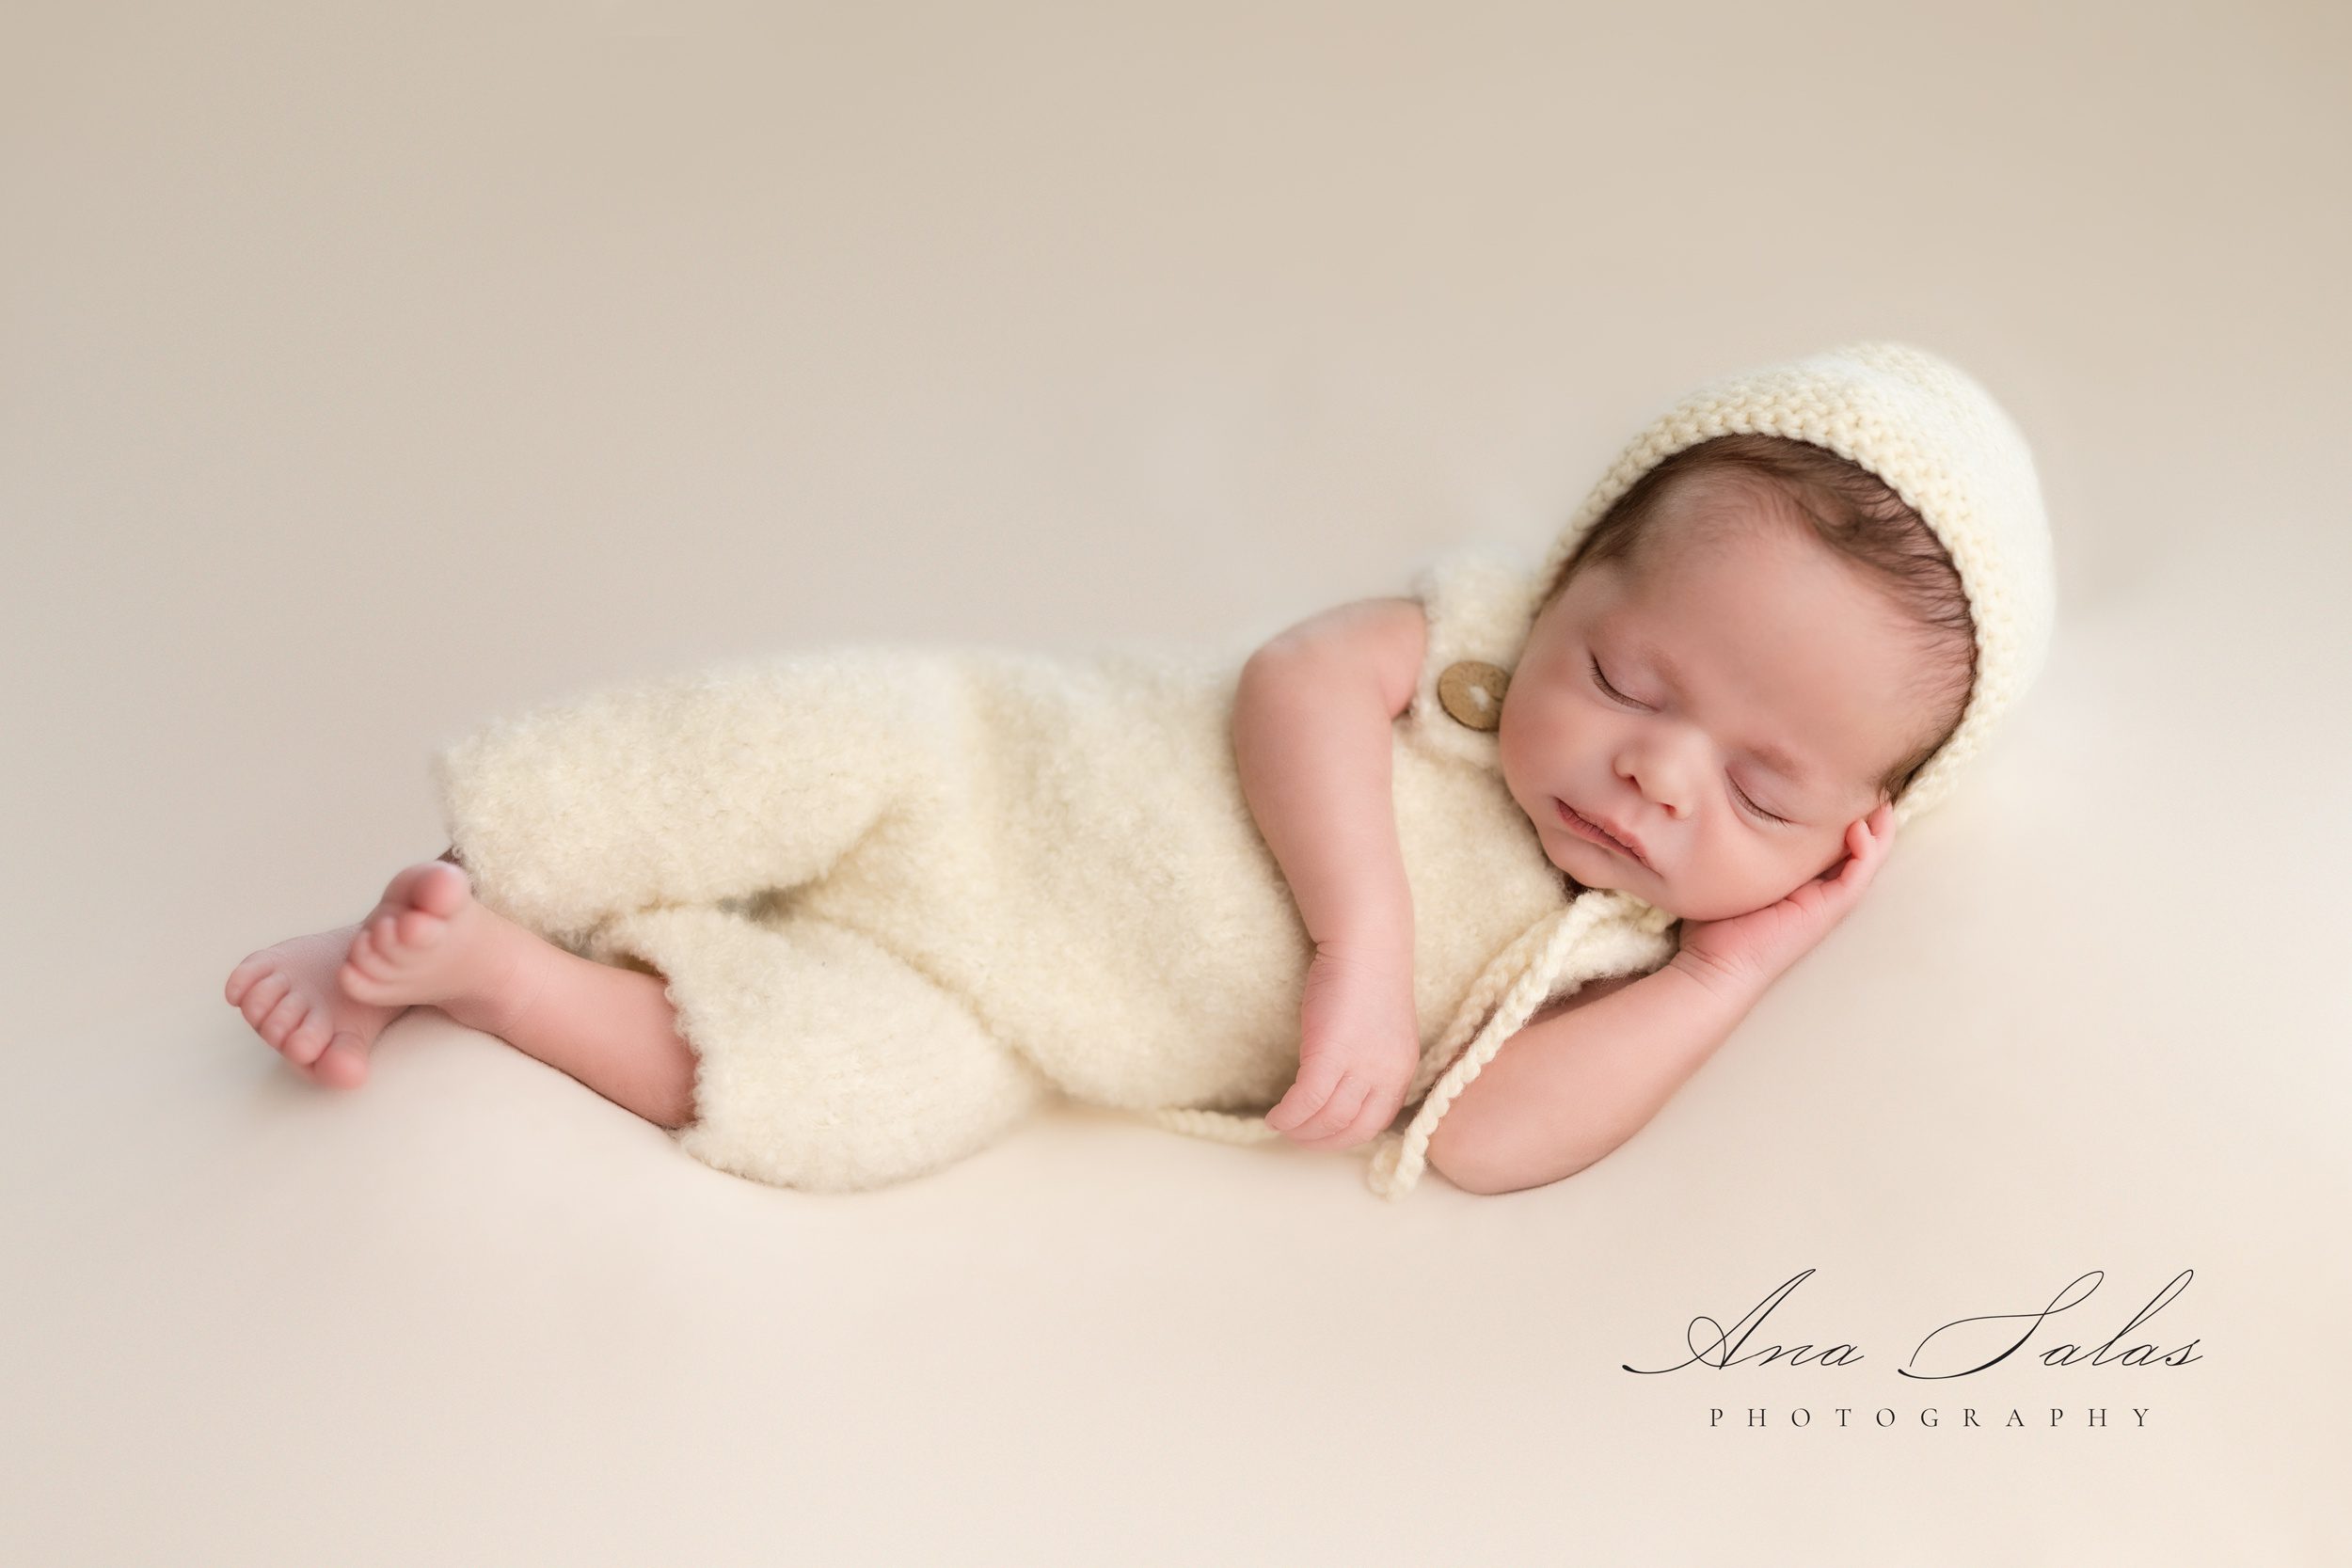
xmin=1552 ymin=853 xmax=1725 ymax=926
xmin=1549 ymin=850 xmax=1816 ymax=927
xmin=1531 ymin=808 xmax=1761 ymax=923
xmin=1547 ymin=848 xmax=1659 ymax=908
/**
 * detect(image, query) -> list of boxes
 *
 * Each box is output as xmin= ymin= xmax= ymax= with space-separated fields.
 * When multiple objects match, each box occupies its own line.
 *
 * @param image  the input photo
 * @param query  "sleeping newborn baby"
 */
xmin=224 ymin=341 xmax=2056 ymax=1199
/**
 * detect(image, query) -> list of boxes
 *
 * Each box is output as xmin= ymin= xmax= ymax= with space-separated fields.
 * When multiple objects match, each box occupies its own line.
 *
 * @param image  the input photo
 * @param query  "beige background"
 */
xmin=6 ymin=2 xmax=2347 ymax=1562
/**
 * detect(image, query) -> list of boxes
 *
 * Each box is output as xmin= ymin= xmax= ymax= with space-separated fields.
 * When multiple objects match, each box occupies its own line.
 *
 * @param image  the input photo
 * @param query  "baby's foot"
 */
xmin=225 ymin=861 xmax=537 ymax=1088
xmin=225 ymin=922 xmax=405 ymax=1089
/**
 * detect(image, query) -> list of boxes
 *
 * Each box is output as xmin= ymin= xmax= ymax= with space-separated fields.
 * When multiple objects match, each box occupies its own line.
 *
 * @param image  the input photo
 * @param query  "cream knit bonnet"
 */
xmin=1152 ymin=340 xmax=2058 ymax=1196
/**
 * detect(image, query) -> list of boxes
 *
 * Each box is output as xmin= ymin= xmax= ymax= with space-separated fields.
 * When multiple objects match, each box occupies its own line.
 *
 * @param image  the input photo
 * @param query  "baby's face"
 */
xmin=1498 ymin=471 xmax=1941 ymax=924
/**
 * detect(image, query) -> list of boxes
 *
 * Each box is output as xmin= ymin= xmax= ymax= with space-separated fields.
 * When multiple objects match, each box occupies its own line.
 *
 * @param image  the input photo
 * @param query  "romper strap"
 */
xmin=1397 ymin=546 xmax=1547 ymax=772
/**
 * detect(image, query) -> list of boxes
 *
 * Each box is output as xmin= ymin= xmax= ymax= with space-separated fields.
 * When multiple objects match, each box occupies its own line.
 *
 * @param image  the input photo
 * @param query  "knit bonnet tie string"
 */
xmin=1142 ymin=889 xmax=1644 ymax=1198
xmin=1148 ymin=341 xmax=2059 ymax=1201
xmin=1362 ymin=891 xmax=1620 ymax=1199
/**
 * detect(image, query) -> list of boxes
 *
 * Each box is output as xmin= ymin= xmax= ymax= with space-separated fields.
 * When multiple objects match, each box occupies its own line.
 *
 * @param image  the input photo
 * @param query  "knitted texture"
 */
xmin=1148 ymin=887 xmax=1677 ymax=1197
xmin=1320 ymin=339 xmax=2059 ymax=1197
xmin=431 ymin=618 xmax=1590 ymax=1196
xmin=1150 ymin=542 xmax=1683 ymax=1196
xmin=1536 ymin=340 xmax=2057 ymax=827
xmin=430 ymin=340 xmax=2053 ymax=1201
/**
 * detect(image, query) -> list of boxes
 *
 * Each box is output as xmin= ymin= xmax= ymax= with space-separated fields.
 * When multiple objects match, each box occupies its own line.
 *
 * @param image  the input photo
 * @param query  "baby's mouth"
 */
xmin=1555 ymin=800 xmax=1647 ymax=867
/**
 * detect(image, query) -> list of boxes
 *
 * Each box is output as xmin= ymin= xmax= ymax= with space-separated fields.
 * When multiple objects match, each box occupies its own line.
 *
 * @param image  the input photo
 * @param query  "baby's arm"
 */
xmin=1425 ymin=804 xmax=1898 ymax=1194
xmin=1232 ymin=597 xmax=1429 ymax=1148
xmin=1422 ymin=955 xmax=1761 ymax=1196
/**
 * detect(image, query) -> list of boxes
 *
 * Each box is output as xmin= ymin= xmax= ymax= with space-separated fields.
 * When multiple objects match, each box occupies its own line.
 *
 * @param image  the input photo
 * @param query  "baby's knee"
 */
xmin=612 ymin=911 xmax=1052 ymax=1194
xmin=677 ymin=1040 xmax=1049 ymax=1194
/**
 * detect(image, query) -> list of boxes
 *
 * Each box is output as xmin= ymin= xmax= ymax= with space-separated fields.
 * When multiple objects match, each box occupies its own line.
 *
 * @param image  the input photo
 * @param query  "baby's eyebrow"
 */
xmin=1628 ymin=635 xmax=1818 ymax=790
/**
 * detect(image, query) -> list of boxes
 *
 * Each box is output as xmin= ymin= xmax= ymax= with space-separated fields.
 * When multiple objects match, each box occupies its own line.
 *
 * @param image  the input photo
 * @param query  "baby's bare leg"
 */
xmin=471 ymin=918 xmax=700 ymax=1131
xmin=228 ymin=850 xmax=697 ymax=1129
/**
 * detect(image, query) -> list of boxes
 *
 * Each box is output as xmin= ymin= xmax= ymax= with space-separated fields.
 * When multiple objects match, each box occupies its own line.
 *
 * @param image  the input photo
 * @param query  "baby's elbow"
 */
xmin=1423 ymin=1111 xmax=1500 ymax=1195
xmin=1451 ymin=1164 xmax=1538 ymax=1198
xmin=1423 ymin=1127 xmax=1532 ymax=1197
xmin=1429 ymin=1118 xmax=1615 ymax=1196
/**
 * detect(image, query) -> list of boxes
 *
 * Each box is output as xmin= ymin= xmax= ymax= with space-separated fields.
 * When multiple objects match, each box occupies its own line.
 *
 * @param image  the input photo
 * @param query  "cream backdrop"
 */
xmin=5 ymin=3 xmax=2345 ymax=1563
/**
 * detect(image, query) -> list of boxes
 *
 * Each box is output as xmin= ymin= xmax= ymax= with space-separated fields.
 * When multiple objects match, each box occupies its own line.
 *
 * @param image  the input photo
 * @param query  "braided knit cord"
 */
xmin=1136 ymin=908 xmax=1571 ymax=1153
xmin=1143 ymin=1105 xmax=1285 ymax=1145
xmin=1362 ymin=896 xmax=1606 ymax=1199
xmin=1136 ymin=343 xmax=2051 ymax=1203
xmin=1137 ymin=891 xmax=1670 ymax=1199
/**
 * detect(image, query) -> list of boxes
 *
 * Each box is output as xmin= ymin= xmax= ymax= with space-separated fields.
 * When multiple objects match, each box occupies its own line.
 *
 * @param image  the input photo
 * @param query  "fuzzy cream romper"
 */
xmin=430 ymin=341 xmax=2056 ymax=1200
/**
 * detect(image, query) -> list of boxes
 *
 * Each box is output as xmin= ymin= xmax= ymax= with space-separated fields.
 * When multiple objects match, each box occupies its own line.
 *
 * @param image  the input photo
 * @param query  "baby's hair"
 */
xmin=1540 ymin=433 xmax=1977 ymax=805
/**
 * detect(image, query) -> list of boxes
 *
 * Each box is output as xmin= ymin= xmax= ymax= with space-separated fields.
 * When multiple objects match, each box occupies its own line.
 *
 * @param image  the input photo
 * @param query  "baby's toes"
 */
xmin=393 ymin=903 xmax=452 ymax=952
xmin=342 ymin=919 xmax=392 ymax=978
xmin=337 ymin=950 xmax=396 ymax=1006
xmin=409 ymin=860 xmax=471 ymax=915
xmin=238 ymin=970 xmax=294 ymax=1030
xmin=311 ymin=1033 xmax=371 ymax=1090
xmin=225 ymin=953 xmax=271 ymax=1006
xmin=260 ymin=989 xmax=311 ymax=1050
xmin=366 ymin=910 xmax=428 ymax=965
xmin=282 ymin=1010 xmax=333 ymax=1068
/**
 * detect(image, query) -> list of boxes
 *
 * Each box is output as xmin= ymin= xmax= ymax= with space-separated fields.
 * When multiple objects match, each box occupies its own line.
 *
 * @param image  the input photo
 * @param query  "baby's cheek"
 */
xmin=1496 ymin=724 xmax=1546 ymax=809
xmin=1499 ymin=698 xmax=1554 ymax=770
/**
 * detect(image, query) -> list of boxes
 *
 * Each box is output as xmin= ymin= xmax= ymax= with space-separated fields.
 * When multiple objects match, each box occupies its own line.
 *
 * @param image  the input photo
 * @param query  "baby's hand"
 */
xmin=1265 ymin=942 xmax=1421 ymax=1151
xmin=1676 ymin=802 xmax=1897 ymax=999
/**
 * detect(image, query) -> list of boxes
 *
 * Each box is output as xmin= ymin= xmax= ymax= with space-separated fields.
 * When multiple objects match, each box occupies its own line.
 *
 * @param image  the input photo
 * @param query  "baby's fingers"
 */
xmin=1265 ymin=1058 xmax=1341 ymax=1133
xmin=1819 ymin=806 xmax=1897 ymax=904
xmin=1849 ymin=804 xmax=1898 ymax=876
xmin=1282 ymin=1074 xmax=1380 ymax=1148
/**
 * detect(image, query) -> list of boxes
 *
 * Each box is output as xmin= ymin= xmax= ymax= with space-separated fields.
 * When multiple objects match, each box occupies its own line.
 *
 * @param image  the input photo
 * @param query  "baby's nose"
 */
xmin=1621 ymin=749 xmax=1698 ymax=816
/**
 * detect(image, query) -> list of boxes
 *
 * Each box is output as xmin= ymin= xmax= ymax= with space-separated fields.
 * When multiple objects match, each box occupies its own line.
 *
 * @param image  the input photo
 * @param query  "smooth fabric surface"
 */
xmin=8 ymin=4 xmax=2346 ymax=1563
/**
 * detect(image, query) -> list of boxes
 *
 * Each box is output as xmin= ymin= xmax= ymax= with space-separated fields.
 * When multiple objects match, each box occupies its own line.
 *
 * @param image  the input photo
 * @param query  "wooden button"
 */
xmin=1436 ymin=659 xmax=1509 ymax=731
